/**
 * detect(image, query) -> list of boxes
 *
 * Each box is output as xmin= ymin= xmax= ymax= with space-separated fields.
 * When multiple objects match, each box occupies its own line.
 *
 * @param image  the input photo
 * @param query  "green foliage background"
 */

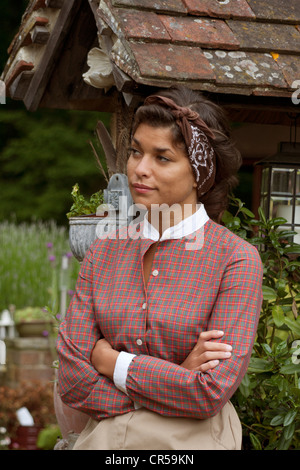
xmin=0 ymin=1 xmax=109 ymax=226
xmin=0 ymin=107 xmax=109 ymax=225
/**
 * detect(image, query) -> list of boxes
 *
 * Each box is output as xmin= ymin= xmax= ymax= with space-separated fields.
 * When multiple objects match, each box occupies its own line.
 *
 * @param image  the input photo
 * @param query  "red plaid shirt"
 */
xmin=57 ymin=208 xmax=263 ymax=420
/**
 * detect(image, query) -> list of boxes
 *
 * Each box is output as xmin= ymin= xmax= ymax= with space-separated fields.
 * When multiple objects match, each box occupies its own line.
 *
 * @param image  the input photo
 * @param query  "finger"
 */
xmin=203 ymin=341 xmax=232 ymax=352
xmin=200 ymin=350 xmax=232 ymax=362
xmin=199 ymin=330 xmax=224 ymax=341
xmin=198 ymin=360 xmax=220 ymax=373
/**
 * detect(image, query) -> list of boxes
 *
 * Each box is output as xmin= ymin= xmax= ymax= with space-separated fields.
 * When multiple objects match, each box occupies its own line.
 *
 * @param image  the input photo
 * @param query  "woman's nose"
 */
xmin=134 ymin=155 xmax=152 ymax=177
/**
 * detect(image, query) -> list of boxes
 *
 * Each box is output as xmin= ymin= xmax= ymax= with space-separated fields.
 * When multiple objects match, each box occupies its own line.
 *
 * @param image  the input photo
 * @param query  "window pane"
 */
xmin=295 ymin=199 xmax=300 ymax=225
xmin=271 ymin=168 xmax=294 ymax=195
xmin=261 ymin=168 xmax=269 ymax=195
xmin=294 ymin=230 xmax=300 ymax=244
xmin=296 ymin=170 xmax=300 ymax=195
xmin=270 ymin=197 xmax=293 ymax=222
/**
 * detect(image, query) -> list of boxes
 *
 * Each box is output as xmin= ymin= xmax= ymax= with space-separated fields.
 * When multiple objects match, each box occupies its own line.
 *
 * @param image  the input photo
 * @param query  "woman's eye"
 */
xmin=130 ymin=147 xmax=141 ymax=157
xmin=157 ymin=155 xmax=170 ymax=162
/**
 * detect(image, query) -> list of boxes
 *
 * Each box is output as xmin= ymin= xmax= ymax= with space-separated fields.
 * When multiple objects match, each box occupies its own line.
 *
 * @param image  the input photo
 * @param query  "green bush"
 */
xmin=223 ymin=197 xmax=300 ymax=450
xmin=0 ymin=108 xmax=109 ymax=225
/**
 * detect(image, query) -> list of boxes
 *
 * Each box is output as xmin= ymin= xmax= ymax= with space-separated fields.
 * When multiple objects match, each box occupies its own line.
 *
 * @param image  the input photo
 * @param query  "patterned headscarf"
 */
xmin=144 ymin=95 xmax=216 ymax=197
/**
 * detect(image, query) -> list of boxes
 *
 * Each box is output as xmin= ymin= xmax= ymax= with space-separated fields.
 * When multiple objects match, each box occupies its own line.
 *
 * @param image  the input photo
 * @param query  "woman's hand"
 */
xmin=91 ymin=338 xmax=119 ymax=380
xmin=180 ymin=330 xmax=232 ymax=372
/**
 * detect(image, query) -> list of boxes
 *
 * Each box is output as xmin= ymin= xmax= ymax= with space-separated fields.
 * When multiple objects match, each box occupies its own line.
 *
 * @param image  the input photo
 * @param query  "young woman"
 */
xmin=56 ymin=86 xmax=263 ymax=450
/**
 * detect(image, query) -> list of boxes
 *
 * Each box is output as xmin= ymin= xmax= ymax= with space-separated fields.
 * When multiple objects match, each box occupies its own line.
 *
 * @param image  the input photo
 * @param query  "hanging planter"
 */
xmin=67 ymin=175 xmax=133 ymax=263
xmin=68 ymin=214 xmax=107 ymax=263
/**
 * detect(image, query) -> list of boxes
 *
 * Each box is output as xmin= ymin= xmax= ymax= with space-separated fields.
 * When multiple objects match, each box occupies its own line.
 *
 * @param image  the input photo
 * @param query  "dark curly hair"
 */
xmin=131 ymin=86 xmax=242 ymax=223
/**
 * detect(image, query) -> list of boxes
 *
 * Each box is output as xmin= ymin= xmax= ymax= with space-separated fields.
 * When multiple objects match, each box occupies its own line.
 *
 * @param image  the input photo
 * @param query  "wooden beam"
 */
xmin=45 ymin=0 xmax=64 ymax=8
xmin=23 ymin=0 xmax=83 ymax=111
xmin=9 ymin=71 xmax=34 ymax=100
xmin=40 ymin=0 xmax=110 ymax=111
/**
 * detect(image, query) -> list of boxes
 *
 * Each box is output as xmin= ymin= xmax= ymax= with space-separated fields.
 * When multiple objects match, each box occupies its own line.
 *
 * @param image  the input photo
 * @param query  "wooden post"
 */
xmin=110 ymin=94 xmax=136 ymax=175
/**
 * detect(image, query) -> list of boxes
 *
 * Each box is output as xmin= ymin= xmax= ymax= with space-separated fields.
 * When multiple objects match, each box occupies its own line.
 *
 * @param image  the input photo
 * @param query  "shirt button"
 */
xmin=152 ymin=269 xmax=159 ymax=277
xmin=136 ymin=339 xmax=143 ymax=346
xmin=142 ymin=302 xmax=147 ymax=310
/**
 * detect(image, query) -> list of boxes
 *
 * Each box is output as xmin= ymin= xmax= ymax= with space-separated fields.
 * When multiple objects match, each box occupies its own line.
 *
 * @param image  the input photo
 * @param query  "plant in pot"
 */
xmin=67 ymin=183 xmax=107 ymax=263
xmin=67 ymin=121 xmax=133 ymax=263
xmin=14 ymin=306 xmax=54 ymax=338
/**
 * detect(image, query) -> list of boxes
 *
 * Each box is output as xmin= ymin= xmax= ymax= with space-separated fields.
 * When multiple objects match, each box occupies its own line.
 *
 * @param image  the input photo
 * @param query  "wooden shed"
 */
xmin=2 ymin=0 xmax=300 ymax=211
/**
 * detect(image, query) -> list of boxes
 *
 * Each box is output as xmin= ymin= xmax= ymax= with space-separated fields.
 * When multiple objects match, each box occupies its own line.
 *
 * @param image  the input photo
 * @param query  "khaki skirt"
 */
xmin=73 ymin=401 xmax=242 ymax=450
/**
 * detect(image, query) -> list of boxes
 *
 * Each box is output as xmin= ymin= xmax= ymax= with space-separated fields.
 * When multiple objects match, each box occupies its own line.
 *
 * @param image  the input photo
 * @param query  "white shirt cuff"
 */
xmin=113 ymin=351 xmax=136 ymax=395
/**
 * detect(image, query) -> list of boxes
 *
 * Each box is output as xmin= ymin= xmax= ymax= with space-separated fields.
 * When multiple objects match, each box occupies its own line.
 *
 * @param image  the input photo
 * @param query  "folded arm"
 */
xmin=56 ymin=249 xmax=135 ymax=420
xmin=98 ymin=244 xmax=263 ymax=419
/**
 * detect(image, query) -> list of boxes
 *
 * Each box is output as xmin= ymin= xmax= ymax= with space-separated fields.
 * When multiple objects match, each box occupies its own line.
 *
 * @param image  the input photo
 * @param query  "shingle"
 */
xmin=247 ymin=0 xmax=300 ymax=23
xmin=202 ymin=50 xmax=287 ymax=89
xmin=184 ymin=0 xmax=256 ymax=20
xmin=227 ymin=20 xmax=300 ymax=54
xmin=128 ymin=42 xmax=216 ymax=82
xmin=115 ymin=9 xmax=171 ymax=41
xmin=159 ymin=15 xmax=239 ymax=49
xmin=275 ymin=55 xmax=300 ymax=88
xmin=111 ymin=0 xmax=187 ymax=14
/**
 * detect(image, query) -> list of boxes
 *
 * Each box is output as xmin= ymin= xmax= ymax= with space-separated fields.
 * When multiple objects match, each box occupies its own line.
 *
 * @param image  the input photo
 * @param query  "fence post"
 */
xmin=0 ymin=340 xmax=6 ymax=365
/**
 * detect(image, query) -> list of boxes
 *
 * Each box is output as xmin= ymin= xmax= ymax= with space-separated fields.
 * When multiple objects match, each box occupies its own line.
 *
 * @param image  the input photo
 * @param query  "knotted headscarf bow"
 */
xmin=144 ymin=95 xmax=216 ymax=197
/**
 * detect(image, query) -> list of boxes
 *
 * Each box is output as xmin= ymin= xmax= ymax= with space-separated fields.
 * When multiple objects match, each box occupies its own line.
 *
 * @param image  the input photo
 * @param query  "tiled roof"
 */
xmin=2 ymin=0 xmax=300 ymax=112
xmin=99 ymin=0 xmax=300 ymax=97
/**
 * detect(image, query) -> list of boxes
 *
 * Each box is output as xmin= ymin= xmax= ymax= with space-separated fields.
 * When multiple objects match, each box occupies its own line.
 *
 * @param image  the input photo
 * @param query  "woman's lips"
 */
xmin=132 ymin=183 xmax=155 ymax=193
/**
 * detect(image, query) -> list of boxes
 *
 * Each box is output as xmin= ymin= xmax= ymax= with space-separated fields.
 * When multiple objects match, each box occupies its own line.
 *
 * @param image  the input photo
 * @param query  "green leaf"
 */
xmin=261 ymin=343 xmax=273 ymax=355
xmin=277 ymin=432 xmax=294 ymax=450
xmin=248 ymin=357 xmax=273 ymax=373
xmin=258 ymin=206 xmax=267 ymax=224
xmin=284 ymin=245 xmax=300 ymax=254
xmin=280 ymin=363 xmax=300 ymax=374
xmin=227 ymin=217 xmax=241 ymax=229
xmin=262 ymin=285 xmax=277 ymax=301
xmin=283 ymin=410 xmax=297 ymax=427
xmin=269 ymin=217 xmax=289 ymax=227
xmin=272 ymin=305 xmax=285 ymax=327
xmin=249 ymin=432 xmax=262 ymax=450
xmin=270 ymin=414 xmax=284 ymax=426
xmin=283 ymin=422 xmax=295 ymax=441
xmin=284 ymin=317 xmax=300 ymax=336
xmin=275 ymin=279 xmax=288 ymax=298
xmin=240 ymin=207 xmax=255 ymax=218
xmin=238 ymin=373 xmax=251 ymax=398
xmin=221 ymin=210 xmax=234 ymax=224
xmin=278 ymin=230 xmax=297 ymax=238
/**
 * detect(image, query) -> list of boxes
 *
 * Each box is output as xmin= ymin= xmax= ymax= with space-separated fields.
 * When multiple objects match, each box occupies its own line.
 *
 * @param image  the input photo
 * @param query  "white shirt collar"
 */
xmin=142 ymin=204 xmax=209 ymax=241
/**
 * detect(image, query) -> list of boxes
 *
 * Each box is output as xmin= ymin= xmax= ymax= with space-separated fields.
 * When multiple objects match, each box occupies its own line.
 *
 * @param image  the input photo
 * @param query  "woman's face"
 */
xmin=127 ymin=123 xmax=197 ymax=213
